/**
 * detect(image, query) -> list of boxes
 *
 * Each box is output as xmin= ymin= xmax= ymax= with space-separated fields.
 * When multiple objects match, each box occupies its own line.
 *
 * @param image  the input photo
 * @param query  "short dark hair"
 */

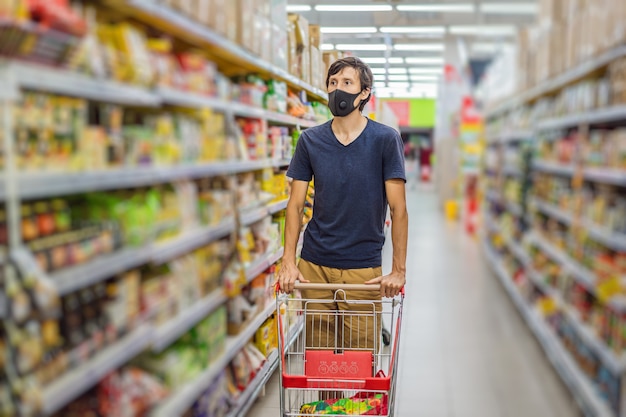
xmin=326 ymin=56 xmax=373 ymax=112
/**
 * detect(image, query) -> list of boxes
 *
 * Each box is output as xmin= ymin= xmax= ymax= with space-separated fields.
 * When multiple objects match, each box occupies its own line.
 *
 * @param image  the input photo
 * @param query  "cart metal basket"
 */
xmin=277 ymin=283 xmax=404 ymax=417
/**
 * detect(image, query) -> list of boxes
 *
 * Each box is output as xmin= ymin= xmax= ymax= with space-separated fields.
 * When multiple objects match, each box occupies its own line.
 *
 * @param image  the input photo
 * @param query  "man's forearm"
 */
xmin=390 ymin=206 xmax=408 ymax=276
xmin=283 ymin=204 xmax=304 ymax=266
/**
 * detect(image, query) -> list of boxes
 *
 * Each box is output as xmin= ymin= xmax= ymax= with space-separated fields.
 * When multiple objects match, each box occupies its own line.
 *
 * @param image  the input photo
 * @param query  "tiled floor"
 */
xmin=248 ymin=184 xmax=580 ymax=417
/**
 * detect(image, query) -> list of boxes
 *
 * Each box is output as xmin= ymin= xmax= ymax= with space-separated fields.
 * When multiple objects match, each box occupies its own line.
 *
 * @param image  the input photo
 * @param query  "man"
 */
xmin=277 ymin=56 xmax=408 ymax=352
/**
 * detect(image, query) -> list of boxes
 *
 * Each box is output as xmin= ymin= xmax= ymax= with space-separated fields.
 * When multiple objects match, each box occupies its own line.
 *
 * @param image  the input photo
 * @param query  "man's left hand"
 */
xmin=365 ymin=272 xmax=405 ymax=298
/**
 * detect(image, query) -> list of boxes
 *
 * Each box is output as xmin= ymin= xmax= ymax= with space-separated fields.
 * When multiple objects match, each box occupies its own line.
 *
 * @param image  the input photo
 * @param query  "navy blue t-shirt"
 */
xmin=287 ymin=118 xmax=406 ymax=269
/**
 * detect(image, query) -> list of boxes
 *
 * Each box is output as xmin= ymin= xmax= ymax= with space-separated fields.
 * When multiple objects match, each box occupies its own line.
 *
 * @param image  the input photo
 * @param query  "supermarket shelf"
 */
xmin=226 ymin=318 xmax=304 ymax=417
xmin=231 ymin=101 xmax=318 ymax=128
xmin=503 ymin=236 xmax=531 ymax=265
xmin=530 ymin=233 xmax=626 ymax=312
xmin=487 ymin=130 xmax=533 ymax=143
xmin=226 ymin=350 xmax=279 ymax=417
xmin=152 ymin=218 xmax=236 ymax=263
xmin=158 ymin=87 xmax=317 ymax=127
xmin=561 ymin=305 xmax=626 ymax=375
xmin=152 ymin=289 xmax=228 ymax=353
xmin=240 ymin=205 xmax=271 ymax=226
xmin=245 ymin=247 xmax=285 ymax=283
xmin=240 ymin=199 xmax=288 ymax=226
xmin=6 ymin=60 xmax=160 ymax=106
xmin=532 ymin=161 xmax=626 ymax=186
xmin=267 ymin=198 xmax=289 ymax=214
xmin=505 ymin=200 xmax=523 ymax=217
xmin=484 ymin=215 xmax=501 ymax=235
xmin=532 ymin=198 xmax=626 ymax=252
xmin=151 ymin=302 xmax=275 ymax=417
xmin=583 ymin=167 xmax=626 ymax=187
xmin=502 ymin=166 xmax=523 ymax=177
xmin=52 ymin=246 xmax=152 ymax=296
xmin=485 ymin=189 xmax=501 ymax=203
xmin=487 ymin=45 xmax=626 ymax=117
xmin=0 ymin=160 xmax=290 ymax=200
xmin=532 ymin=198 xmax=573 ymax=225
xmin=532 ymin=161 xmax=576 ymax=177
xmin=42 ymin=324 xmax=153 ymax=416
xmin=537 ymin=105 xmax=626 ymax=131
xmin=483 ymin=242 xmax=614 ymax=417
xmin=524 ymin=267 xmax=626 ymax=374
xmin=53 ymin=219 xmax=236 ymax=295
xmin=586 ymin=223 xmax=626 ymax=253
xmin=116 ymin=0 xmax=328 ymax=102
xmin=531 ymin=233 xmax=596 ymax=289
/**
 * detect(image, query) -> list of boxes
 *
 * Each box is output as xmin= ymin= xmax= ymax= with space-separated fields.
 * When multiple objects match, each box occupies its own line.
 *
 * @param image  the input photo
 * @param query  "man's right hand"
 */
xmin=277 ymin=261 xmax=309 ymax=294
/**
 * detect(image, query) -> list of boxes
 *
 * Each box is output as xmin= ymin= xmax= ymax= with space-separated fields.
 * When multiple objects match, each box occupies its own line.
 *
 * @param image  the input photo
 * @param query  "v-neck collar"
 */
xmin=330 ymin=117 xmax=370 ymax=147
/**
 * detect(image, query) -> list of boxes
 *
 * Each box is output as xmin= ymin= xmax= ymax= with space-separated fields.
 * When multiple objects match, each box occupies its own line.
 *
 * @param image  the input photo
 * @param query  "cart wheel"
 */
xmin=382 ymin=328 xmax=391 ymax=346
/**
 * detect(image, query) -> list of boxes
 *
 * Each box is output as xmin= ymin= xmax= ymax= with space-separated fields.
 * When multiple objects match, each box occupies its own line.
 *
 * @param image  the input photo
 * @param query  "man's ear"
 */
xmin=362 ymin=88 xmax=371 ymax=99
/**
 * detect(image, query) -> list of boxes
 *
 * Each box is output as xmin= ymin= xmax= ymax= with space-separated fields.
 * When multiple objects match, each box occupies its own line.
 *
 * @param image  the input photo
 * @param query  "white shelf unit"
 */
xmin=245 ymin=248 xmax=285 ymax=284
xmin=532 ymin=161 xmax=626 ymax=187
xmin=486 ymin=130 xmax=534 ymax=144
xmin=530 ymin=233 xmax=626 ymax=313
xmin=240 ymin=198 xmax=288 ymax=227
xmin=0 ymin=0 xmax=326 ymax=414
xmin=158 ymin=87 xmax=317 ymax=128
xmin=504 ymin=236 xmax=626 ymax=375
xmin=486 ymin=45 xmax=626 ymax=118
xmin=52 ymin=218 xmax=236 ymax=296
xmin=536 ymin=105 xmax=626 ymax=131
xmin=483 ymin=242 xmax=615 ymax=417
xmin=112 ymin=0 xmax=328 ymax=102
xmin=0 ymin=159 xmax=292 ymax=201
xmin=502 ymin=166 xmax=523 ymax=177
xmin=8 ymin=60 xmax=161 ymax=107
xmin=483 ymin=39 xmax=626 ymax=417
xmin=532 ymin=198 xmax=626 ymax=252
xmin=226 ymin=317 xmax=304 ymax=417
xmin=150 ymin=302 xmax=277 ymax=417
xmin=42 ymin=324 xmax=154 ymax=416
xmin=152 ymin=289 xmax=228 ymax=353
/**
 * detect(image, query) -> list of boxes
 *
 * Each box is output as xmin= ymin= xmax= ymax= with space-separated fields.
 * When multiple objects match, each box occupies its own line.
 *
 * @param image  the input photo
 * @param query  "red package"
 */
xmin=27 ymin=0 xmax=87 ymax=36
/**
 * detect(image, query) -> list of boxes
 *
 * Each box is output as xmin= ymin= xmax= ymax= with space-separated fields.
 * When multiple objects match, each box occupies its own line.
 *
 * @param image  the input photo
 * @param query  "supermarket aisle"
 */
xmin=249 ymin=184 xmax=580 ymax=417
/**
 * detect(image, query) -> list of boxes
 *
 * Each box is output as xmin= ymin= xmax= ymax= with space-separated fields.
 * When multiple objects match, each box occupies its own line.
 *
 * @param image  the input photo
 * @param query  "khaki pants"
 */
xmin=298 ymin=259 xmax=382 ymax=353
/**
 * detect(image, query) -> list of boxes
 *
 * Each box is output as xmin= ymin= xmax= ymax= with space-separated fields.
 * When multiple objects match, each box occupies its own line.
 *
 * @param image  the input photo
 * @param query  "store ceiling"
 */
xmin=286 ymin=0 xmax=538 ymax=97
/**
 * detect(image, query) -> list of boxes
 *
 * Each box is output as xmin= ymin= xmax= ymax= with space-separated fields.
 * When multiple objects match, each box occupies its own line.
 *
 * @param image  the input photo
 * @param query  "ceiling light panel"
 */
xmin=360 ymin=57 xmax=404 ymax=64
xmin=370 ymin=67 xmax=408 ymax=74
xmin=388 ymin=75 xmax=409 ymax=81
xmin=449 ymin=25 xmax=516 ymax=36
xmin=335 ymin=44 xmax=388 ymax=51
xmin=286 ymin=5 xmax=312 ymax=12
xmin=410 ymin=75 xmax=440 ymax=81
xmin=315 ymin=5 xmax=393 ymax=12
xmin=321 ymin=43 xmax=335 ymax=51
xmin=409 ymin=67 xmax=444 ymax=74
xmin=397 ymin=4 xmax=475 ymax=13
xmin=380 ymin=26 xmax=446 ymax=34
xmin=480 ymin=3 xmax=538 ymax=14
xmin=385 ymin=82 xmax=412 ymax=89
xmin=393 ymin=43 xmax=445 ymax=51
xmin=405 ymin=57 xmax=445 ymax=64
xmin=320 ymin=27 xmax=378 ymax=34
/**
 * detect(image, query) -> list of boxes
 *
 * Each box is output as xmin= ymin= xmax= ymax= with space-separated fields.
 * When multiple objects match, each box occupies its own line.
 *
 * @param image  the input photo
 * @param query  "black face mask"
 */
xmin=328 ymin=89 xmax=364 ymax=117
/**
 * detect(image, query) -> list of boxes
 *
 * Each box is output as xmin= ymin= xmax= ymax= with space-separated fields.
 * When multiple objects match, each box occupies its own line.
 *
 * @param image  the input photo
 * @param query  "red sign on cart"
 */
xmin=305 ymin=350 xmax=373 ymax=379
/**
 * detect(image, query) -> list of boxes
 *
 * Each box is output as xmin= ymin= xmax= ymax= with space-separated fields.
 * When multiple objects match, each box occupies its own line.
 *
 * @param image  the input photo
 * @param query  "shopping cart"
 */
xmin=276 ymin=283 xmax=404 ymax=416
